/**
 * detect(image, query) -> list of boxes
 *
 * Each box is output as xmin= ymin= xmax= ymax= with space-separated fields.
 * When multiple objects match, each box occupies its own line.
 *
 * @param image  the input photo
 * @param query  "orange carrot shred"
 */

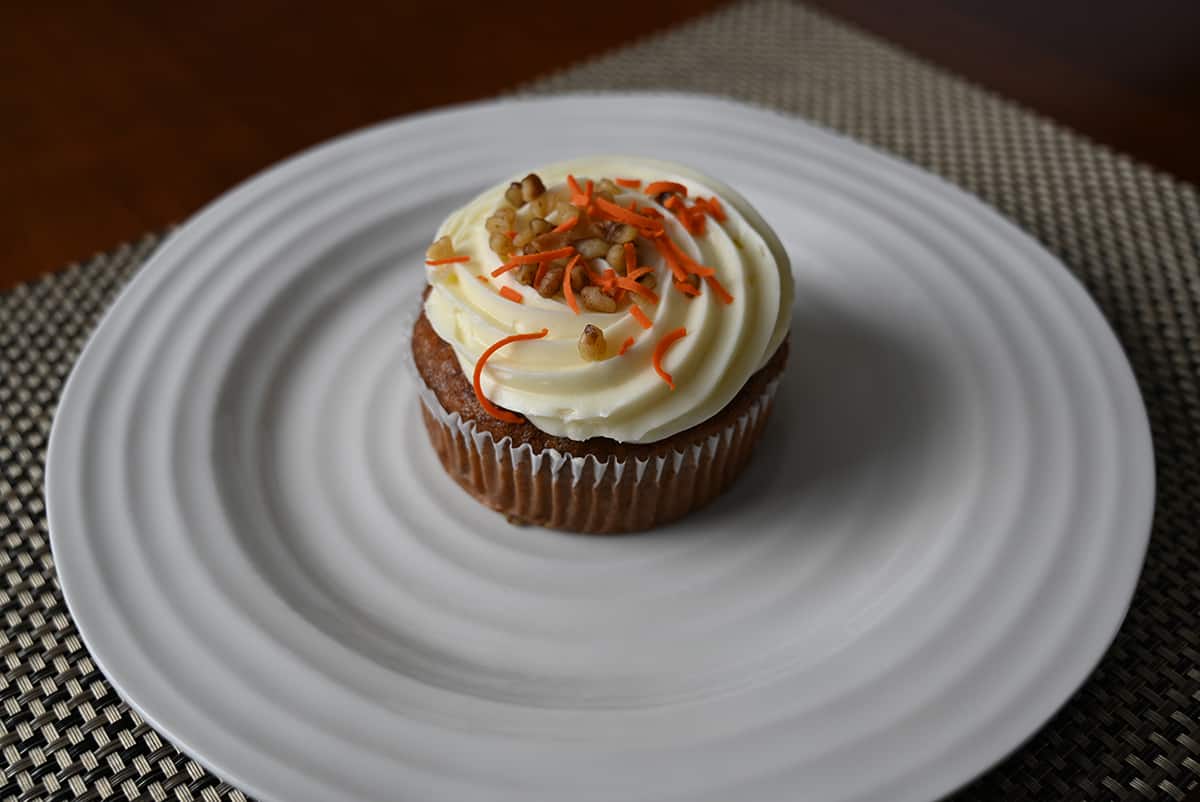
xmin=615 ymin=178 xmax=641 ymax=188
xmin=552 ymin=215 xmax=579 ymax=233
xmin=601 ymin=267 xmax=621 ymax=298
xmin=701 ymin=196 xmax=727 ymax=221
xmin=491 ymin=246 xmax=575 ymax=276
xmin=659 ymin=237 xmax=716 ymax=276
xmin=618 ymin=336 xmax=636 ymax=355
xmin=562 ymin=254 xmax=581 ymax=314
xmin=593 ymin=197 xmax=663 ymax=231
xmin=645 ymin=181 xmax=688 ymax=198
xmin=674 ymin=280 xmax=701 ymax=297
xmin=568 ymin=175 xmax=594 ymax=208
xmin=473 ymin=329 xmax=549 ymax=423
xmin=626 ymin=266 xmax=654 ymax=281
xmin=616 ymin=276 xmax=659 ymax=304
xmin=652 ymin=237 xmax=690 ymax=282
xmin=499 ymin=286 xmax=523 ymax=304
xmin=704 ymin=275 xmax=734 ymax=304
xmin=653 ymin=328 xmax=687 ymax=390
xmin=505 ymin=230 xmax=517 ymax=240
xmin=425 ymin=255 xmax=470 ymax=265
xmin=533 ymin=259 xmax=551 ymax=288
xmin=624 ymin=241 xmax=637 ymax=273
xmin=476 ymin=275 xmax=489 ymax=284
xmin=629 ymin=305 xmax=653 ymax=330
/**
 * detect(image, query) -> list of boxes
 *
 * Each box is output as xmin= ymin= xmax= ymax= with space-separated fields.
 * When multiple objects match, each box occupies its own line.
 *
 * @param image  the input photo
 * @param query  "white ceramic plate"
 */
xmin=47 ymin=94 xmax=1153 ymax=802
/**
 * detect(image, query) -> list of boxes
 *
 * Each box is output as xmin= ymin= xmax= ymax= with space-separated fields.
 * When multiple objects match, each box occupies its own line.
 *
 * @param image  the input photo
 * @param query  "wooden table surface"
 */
xmin=3 ymin=0 xmax=1198 ymax=291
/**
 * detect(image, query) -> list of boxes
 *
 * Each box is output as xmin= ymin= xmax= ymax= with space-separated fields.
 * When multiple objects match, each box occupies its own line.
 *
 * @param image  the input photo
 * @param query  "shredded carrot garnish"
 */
xmin=562 ymin=254 xmax=581 ymax=315
xmin=491 ymin=246 xmax=575 ymax=276
xmin=499 ymin=286 xmax=523 ymax=304
xmin=663 ymin=196 xmax=706 ymax=235
xmin=629 ymin=305 xmax=653 ymax=330
xmin=704 ymin=275 xmax=734 ymax=304
xmin=552 ymin=215 xmax=579 ymax=233
xmin=645 ymin=181 xmax=688 ymax=198
xmin=476 ymin=275 xmax=489 ymax=284
xmin=653 ymin=328 xmax=687 ymax=390
xmin=657 ymin=236 xmax=716 ymax=277
xmin=626 ymin=266 xmax=654 ymax=281
xmin=592 ymin=197 xmax=663 ymax=232
xmin=425 ymin=255 xmax=470 ymax=266
xmin=585 ymin=266 xmax=622 ymax=296
xmin=618 ymin=336 xmax=636 ymax=355
xmin=533 ymin=259 xmax=551 ymax=288
xmin=473 ymin=329 xmax=549 ymax=424
xmin=615 ymin=178 xmax=641 ymax=188
xmin=585 ymin=265 xmax=607 ymax=286
xmin=674 ymin=280 xmax=701 ymax=297
xmin=624 ymin=241 xmax=637 ymax=273
xmin=569 ymin=176 xmax=594 ymax=209
xmin=616 ymin=276 xmax=659 ymax=304
xmin=505 ymin=230 xmax=517 ymax=240
xmin=698 ymin=196 xmax=727 ymax=221
xmin=652 ymin=237 xmax=690 ymax=282
xmin=600 ymin=267 xmax=621 ymax=298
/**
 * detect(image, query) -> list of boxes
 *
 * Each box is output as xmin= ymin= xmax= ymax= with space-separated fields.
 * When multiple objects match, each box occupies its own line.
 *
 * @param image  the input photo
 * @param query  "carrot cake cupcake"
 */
xmin=412 ymin=157 xmax=792 ymax=533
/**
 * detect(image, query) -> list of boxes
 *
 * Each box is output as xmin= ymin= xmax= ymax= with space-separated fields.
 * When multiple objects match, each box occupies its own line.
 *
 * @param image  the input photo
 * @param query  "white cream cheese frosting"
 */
xmin=422 ymin=156 xmax=793 ymax=444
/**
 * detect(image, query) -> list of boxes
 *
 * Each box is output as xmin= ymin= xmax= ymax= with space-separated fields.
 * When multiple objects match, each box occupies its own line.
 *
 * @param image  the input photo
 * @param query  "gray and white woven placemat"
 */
xmin=3 ymin=1 xmax=1198 ymax=800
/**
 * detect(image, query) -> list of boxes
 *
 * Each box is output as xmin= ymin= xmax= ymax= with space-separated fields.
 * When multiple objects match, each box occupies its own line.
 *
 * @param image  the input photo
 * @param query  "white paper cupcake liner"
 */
xmin=402 ymin=303 xmax=780 ymax=532
xmin=415 ymin=373 xmax=779 ymax=533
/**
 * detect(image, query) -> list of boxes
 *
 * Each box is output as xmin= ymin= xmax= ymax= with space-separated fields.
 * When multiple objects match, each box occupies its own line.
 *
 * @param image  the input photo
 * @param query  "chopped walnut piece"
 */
xmin=536 ymin=266 xmax=565 ymax=297
xmin=505 ymin=182 xmax=524 ymax=207
xmin=515 ymin=263 xmax=537 ymax=285
xmin=569 ymin=261 xmax=587 ymax=291
xmin=521 ymin=173 xmax=546 ymax=202
xmin=605 ymin=243 xmax=626 ymax=273
xmin=426 ymin=236 xmax=455 ymax=260
xmin=581 ymin=285 xmax=616 ymax=312
xmin=595 ymin=178 xmax=621 ymax=197
xmin=489 ymin=232 xmax=513 ymax=258
xmin=574 ymin=238 xmax=609 ymax=259
xmin=578 ymin=324 xmax=607 ymax=361
xmin=600 ymin=221 xmax=638 ymax=244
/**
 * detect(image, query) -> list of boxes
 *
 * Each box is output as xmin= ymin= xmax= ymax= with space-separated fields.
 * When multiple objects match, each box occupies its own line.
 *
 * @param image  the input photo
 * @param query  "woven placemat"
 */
xmin=3 ymin=1 xmax=1198 ymax=800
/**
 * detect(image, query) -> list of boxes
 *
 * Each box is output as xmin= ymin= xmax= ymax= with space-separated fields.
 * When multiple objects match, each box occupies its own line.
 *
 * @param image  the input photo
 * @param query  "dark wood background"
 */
xmin=3 ymin=0 xmax=1198 ymax=290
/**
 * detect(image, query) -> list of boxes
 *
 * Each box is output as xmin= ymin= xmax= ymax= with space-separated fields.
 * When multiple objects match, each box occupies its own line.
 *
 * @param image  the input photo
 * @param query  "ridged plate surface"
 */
xmin=46 ymin=94 xmax=1154 ymax=802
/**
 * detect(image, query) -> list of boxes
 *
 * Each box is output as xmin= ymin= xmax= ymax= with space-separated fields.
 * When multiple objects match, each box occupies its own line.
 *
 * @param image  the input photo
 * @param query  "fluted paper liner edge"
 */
xmin=415 ymin=371 xmax=778 ymax=533
xmin=401 ymin=301 xmax=779 ymax=532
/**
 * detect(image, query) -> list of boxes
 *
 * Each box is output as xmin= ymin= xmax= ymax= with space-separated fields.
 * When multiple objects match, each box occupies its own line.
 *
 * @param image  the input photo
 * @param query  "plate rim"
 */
xmin=46 ymin=91 xmax=1156 ymax=802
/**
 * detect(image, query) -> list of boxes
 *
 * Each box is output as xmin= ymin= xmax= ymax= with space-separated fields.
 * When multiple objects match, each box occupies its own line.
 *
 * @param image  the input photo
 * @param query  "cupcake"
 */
xmin=412 ymin=157 xmax=792 ymax=533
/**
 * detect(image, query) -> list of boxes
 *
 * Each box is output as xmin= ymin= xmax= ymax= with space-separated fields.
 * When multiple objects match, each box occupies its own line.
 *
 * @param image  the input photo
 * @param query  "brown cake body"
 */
xmin=412 ymin=310 xmax=788 ymax=534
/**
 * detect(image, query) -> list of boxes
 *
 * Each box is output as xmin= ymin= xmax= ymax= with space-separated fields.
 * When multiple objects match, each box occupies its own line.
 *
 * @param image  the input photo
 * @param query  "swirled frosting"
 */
xmin=423 ymin=156 xmax=792 ymax=443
